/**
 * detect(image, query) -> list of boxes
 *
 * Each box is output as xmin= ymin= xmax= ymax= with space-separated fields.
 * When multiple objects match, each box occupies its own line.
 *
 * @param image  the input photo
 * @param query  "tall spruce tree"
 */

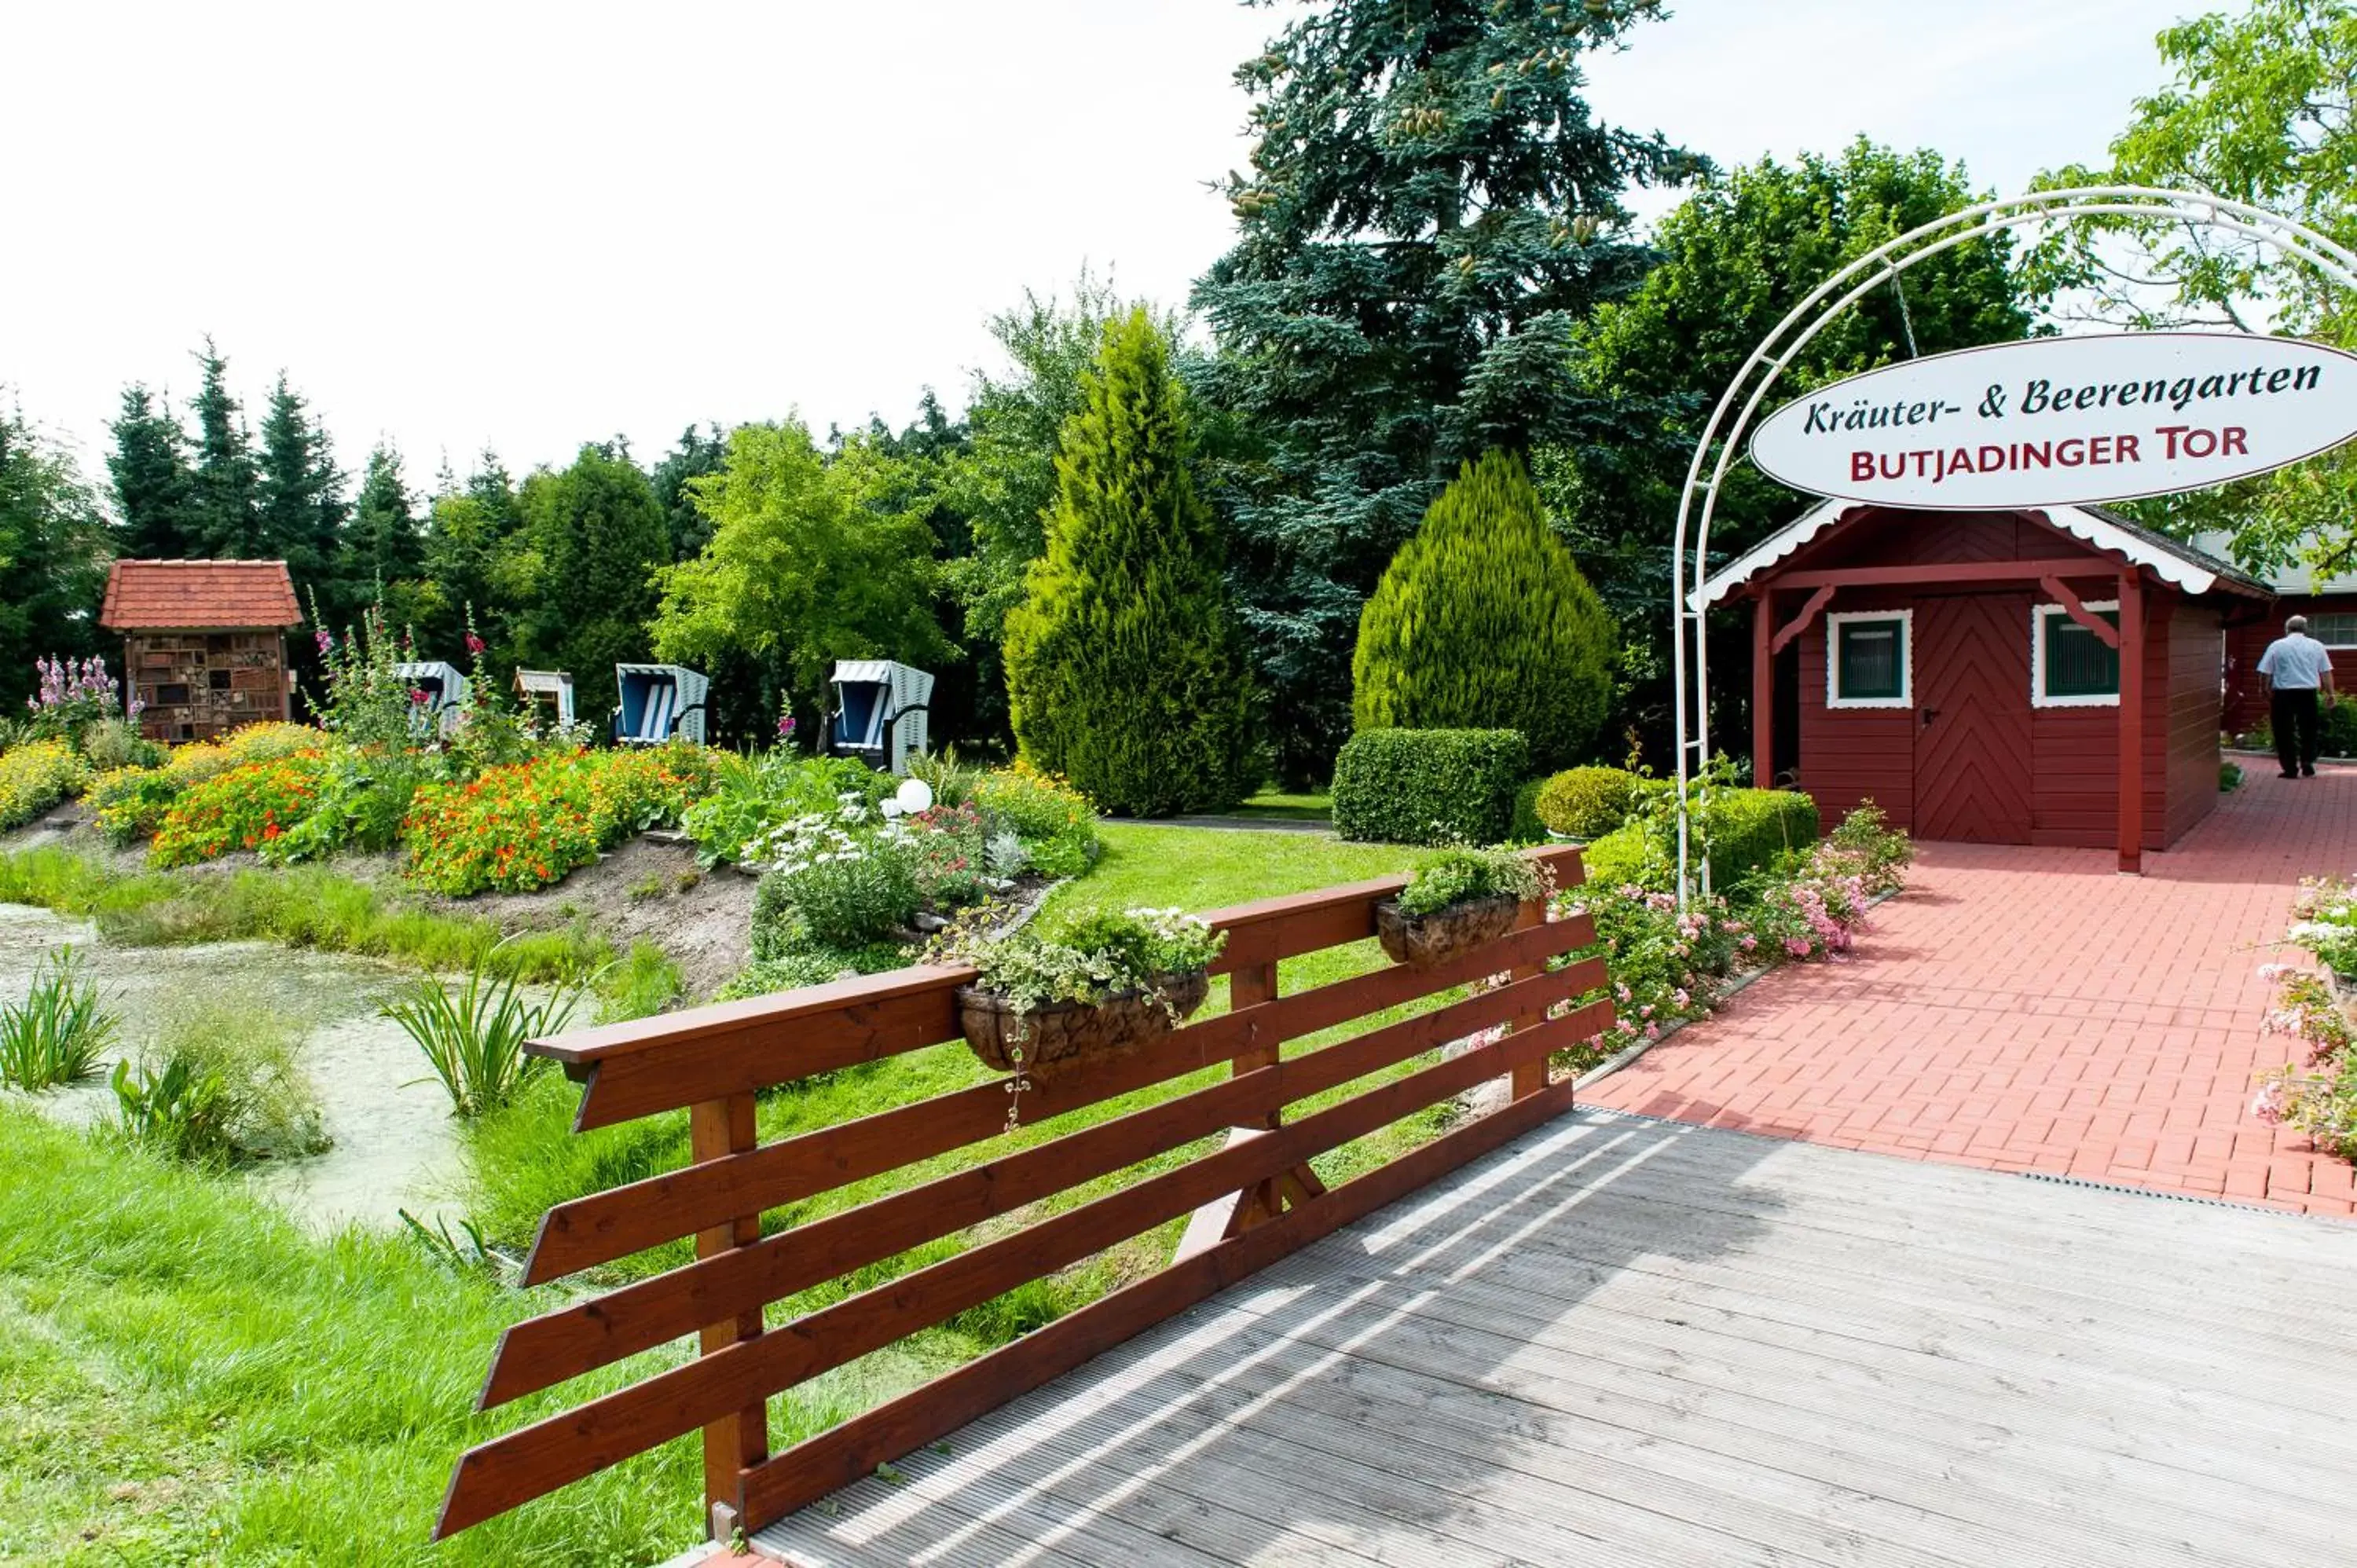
xmin=1003 ymin=310 xmax=1256 ymax=815
xmin=187 ymin=338 xmax=262 ymax=555
xmin=346 ymin=444 xmax=423 ymax=606
xmin=106 ymin=385 xmax=196 ymax=559
xmin=1352 ymin=450 xmax=1615 ymax=771
xmin=1191 ymin=0 xmax=1695 ymax=782
xmin=255 ymin=373 xmax=346 ymax=601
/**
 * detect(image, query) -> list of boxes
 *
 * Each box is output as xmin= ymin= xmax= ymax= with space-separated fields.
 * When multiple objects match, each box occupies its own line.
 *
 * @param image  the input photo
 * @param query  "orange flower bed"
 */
xmin=403 ymin=746 xmax=722 ymax=896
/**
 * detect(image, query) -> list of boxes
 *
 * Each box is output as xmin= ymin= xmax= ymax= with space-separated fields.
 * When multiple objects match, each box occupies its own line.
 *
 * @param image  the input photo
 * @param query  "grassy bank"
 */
xmin=0 ymin=846 xmax=678 ymax=1013
xmin=0 ymin=1101 xmax=698 ymax=1565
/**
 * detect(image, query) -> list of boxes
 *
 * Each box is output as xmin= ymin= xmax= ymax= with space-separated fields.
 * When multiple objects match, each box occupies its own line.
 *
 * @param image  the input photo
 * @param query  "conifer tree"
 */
xmin=105 ymin=385 xmax=196 ymax=559
xmin=346 ymin=444 xmax=423 ymax=600
xmin=188 ymin=338 xmax=262 ymax=555
xmin=1351 ymin=450 xmax=1615 ymax=771
xmin=1003 ymin=310 xmax=1256 ymax=815
xmin=256 ymin=373 xmax=346 ymax=599
xmin=1192 ymin=0 xmax=1695 ymax=782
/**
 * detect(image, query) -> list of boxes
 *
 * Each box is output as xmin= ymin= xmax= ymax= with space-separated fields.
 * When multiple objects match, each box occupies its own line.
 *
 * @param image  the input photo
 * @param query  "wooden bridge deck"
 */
xmin=755 ymin=1107 xmax=2357 ymax=1568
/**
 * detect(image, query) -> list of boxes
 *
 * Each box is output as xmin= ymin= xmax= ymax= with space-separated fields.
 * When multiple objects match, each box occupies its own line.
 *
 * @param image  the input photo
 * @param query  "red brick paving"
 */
xmin=1582 ymin=760 xmax=2357 ymax=1218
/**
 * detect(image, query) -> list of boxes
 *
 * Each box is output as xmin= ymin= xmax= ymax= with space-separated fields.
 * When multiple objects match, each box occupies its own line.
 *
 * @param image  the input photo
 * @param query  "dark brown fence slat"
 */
xmin=530 ymin=914 xmax=1598 ymax=1277
xmin=434 ymin=1006 xmax=1593 ymax=1537
xmin=574 ymin=979 xmax=965 ymax=1132
xmin=482 ymin=964 xmax=1600 ymax=1408
xmin=731 ymin=1068 xmax=1589 ymax=1531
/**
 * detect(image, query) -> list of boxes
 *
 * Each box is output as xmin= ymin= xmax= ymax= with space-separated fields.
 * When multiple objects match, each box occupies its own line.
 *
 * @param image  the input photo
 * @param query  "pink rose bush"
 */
xmin=1559 ymin=803 xmax=1907 ymax=1068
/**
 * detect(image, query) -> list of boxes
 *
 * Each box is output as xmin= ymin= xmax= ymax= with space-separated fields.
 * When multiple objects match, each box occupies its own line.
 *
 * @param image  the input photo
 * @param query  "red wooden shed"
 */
xmin=1699 ymin=503 xmax=2269 ymax=871
xmin=2192 ymin=533 xmax=2357 ymax=735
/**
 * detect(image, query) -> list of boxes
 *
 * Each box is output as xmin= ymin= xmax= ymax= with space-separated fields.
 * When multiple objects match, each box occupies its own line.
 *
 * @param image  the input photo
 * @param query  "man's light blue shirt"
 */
xmin=2258 ymin=632 xmax=2336 ymax=691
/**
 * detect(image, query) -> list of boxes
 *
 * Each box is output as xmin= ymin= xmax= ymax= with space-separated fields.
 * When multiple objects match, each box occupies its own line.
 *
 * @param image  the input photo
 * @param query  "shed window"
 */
xmin=2306 ymin=613 xmax=2357 ymax=649
xmin=1826 ymin=611 xmax=1912 ymax=709
xmin=2033 ymin=602 xmax=2121 ymax=708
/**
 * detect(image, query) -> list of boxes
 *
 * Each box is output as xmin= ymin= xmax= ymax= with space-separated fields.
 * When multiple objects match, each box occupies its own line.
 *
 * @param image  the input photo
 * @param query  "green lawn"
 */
xmin=0 ymin=1101 xmax=702 ymax=1566
xmin=1226 ymin=788 xmax=1333 ymax=823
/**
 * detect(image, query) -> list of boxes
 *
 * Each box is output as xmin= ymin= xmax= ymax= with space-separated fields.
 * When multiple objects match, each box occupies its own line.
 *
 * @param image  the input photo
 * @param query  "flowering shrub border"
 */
xmin=1559 ymin=804 xmax=1908 ymax=1069
xmin=2254 ymin=880 xmax=2357 ymax=1160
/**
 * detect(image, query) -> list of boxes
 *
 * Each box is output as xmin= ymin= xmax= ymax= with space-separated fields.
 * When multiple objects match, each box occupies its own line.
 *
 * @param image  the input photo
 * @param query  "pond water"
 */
xmin=0 ymin=901 xmax=467 ymax=1233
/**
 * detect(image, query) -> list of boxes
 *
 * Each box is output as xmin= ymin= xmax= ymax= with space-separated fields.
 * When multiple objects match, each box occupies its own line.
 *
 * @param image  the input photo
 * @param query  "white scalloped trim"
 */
xmin=1694 ymin=501 xmax=2221 ymax=608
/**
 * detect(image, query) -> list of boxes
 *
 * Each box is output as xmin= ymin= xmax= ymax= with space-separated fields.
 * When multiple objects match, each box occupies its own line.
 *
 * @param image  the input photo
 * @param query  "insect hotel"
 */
xmin=99 ymin=559 xmax=302 ymax=742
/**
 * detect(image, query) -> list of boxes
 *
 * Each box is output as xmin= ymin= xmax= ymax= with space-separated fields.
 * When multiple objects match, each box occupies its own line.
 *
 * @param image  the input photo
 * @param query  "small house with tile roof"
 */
xmin=2189 ymin=533 xmax=2357 ymax=735
xmin=99 ymin=559 xmax=303 ymax=742
xmin=1699 ymin=502 xmax=2271 ymax=871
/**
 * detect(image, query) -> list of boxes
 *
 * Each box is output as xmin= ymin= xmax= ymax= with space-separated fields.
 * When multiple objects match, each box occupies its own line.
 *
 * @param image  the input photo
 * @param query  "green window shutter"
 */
xmin=1835 ymin=619 xmax=1905 ymax=701
xmin=2044 ymin=610 xmax=2121 ymax=698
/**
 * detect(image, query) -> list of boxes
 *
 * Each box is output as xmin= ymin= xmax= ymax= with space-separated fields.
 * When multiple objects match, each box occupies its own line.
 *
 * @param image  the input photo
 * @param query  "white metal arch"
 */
xmin=1671 ymin=185 xmax=2357 ymax=904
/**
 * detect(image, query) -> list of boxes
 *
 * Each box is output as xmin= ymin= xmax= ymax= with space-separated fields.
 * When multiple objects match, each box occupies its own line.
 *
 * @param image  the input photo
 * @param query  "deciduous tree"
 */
xmin=0 ymin=407 xmax=112 ymax=710
xmin=651 ymin=421 xmax=948 ymax=733
xmin=517 ymin=442 xmax=670 ymax=713
xmin=2036 ymin=0 xmax=2357 ymax=569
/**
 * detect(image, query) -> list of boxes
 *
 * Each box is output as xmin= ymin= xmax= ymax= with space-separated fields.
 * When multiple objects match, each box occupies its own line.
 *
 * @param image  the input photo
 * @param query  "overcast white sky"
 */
xmin=2 ymin=0 xmax=2205 ymax=494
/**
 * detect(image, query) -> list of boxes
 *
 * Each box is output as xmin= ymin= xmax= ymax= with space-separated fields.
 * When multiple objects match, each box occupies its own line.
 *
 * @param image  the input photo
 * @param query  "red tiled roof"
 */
xmin=99 ymin=559 xmax=303 ymax=630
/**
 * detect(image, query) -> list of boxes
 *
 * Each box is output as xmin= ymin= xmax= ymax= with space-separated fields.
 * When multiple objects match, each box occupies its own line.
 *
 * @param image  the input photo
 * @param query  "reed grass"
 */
xmin=0 ymin=946 xmax=114 ymax=1090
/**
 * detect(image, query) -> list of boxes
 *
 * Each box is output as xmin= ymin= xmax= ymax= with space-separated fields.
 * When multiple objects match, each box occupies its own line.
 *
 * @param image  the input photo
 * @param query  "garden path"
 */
xmin=1583 ymin=764 xmax=2357 ymax=1218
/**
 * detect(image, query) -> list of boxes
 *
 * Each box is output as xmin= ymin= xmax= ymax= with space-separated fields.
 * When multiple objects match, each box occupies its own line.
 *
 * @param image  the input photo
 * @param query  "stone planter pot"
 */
xmin=1373 ymin=895 xmax=1521 ymax=969
xmin=956 ymin=970 xmax=1211 ymax=1078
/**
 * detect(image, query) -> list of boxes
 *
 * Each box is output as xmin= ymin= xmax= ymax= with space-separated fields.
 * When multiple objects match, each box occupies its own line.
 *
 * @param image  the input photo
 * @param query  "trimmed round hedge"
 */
xmin=1535 ymin=766 xmax=1640 ymax=841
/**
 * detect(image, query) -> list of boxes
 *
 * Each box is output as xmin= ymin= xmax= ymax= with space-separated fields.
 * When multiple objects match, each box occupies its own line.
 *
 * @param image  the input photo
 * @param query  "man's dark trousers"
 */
xmin=2272 ymin=686 xmax=2321 ymax=775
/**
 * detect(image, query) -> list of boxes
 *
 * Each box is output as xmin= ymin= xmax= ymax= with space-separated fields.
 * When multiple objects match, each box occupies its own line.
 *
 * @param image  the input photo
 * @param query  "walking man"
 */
xmin=2257 ymin=614 xmax=2339 ymax=778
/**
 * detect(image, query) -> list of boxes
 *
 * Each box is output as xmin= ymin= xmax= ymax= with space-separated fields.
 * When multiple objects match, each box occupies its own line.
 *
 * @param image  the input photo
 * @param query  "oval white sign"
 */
xmin=1748 ymin=332 xmax=2357 ymax=510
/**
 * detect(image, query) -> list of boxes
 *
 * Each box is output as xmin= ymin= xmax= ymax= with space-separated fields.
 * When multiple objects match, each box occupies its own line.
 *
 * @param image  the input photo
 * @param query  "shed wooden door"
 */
xmin=1912 ymin=593 xmax=2033 ymax=843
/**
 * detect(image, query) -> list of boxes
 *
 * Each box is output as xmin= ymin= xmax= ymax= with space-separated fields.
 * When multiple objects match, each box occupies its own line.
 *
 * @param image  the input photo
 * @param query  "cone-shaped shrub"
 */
xmin=1351 ymin=450 xmax=1615 ymax=771
xmin=1004 ymin=310 xmax=1256 ymax=815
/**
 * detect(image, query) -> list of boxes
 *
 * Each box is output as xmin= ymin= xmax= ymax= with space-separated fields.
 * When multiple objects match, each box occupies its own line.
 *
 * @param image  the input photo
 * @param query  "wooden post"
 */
xmin=689 ymin=1092 xmax=767 ymax=1537
xmin=1173 ymin=958 xmax=1298 ymax=1260
xmin=2117 ymin=571 xmax=2145 ymax=875
xmin=1507 ymin=896 xmax=1550 ymax=1101
xmin=1230 ymin=959 xmax=1283 ymax=1226
xmin=1752 ymin=590 xmax=1775 ymax=789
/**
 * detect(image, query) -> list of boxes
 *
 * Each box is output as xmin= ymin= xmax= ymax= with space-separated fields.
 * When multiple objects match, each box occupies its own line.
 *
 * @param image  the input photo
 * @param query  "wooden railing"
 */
xmin=436 ymin=844 xmax=1605 ymax=1543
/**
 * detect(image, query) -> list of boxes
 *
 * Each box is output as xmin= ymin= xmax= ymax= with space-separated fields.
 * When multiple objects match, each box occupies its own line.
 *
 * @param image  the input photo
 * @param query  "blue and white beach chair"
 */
xmin=828 ymin=660 xmax=933 ymax=775
xmin=394 ymin=661 xmax=468 ymax=738
xmin=612 ymin=664 xmax=707 ymax=746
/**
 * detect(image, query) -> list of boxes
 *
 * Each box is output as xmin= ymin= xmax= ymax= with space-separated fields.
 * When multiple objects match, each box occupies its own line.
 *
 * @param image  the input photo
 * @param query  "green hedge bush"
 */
xmin=1330 ymin=729 xmax=1529 ymax=846
xmin=1710 ymin=789 xmax=1821 ymax=886
xmin=1535 ymin=766 xmax=1640 ymax=840
xmin=1508 ymin=778 xmax=1548 ymax=845
xmin=1568 ymin=786 xmax=1819 ymax=892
